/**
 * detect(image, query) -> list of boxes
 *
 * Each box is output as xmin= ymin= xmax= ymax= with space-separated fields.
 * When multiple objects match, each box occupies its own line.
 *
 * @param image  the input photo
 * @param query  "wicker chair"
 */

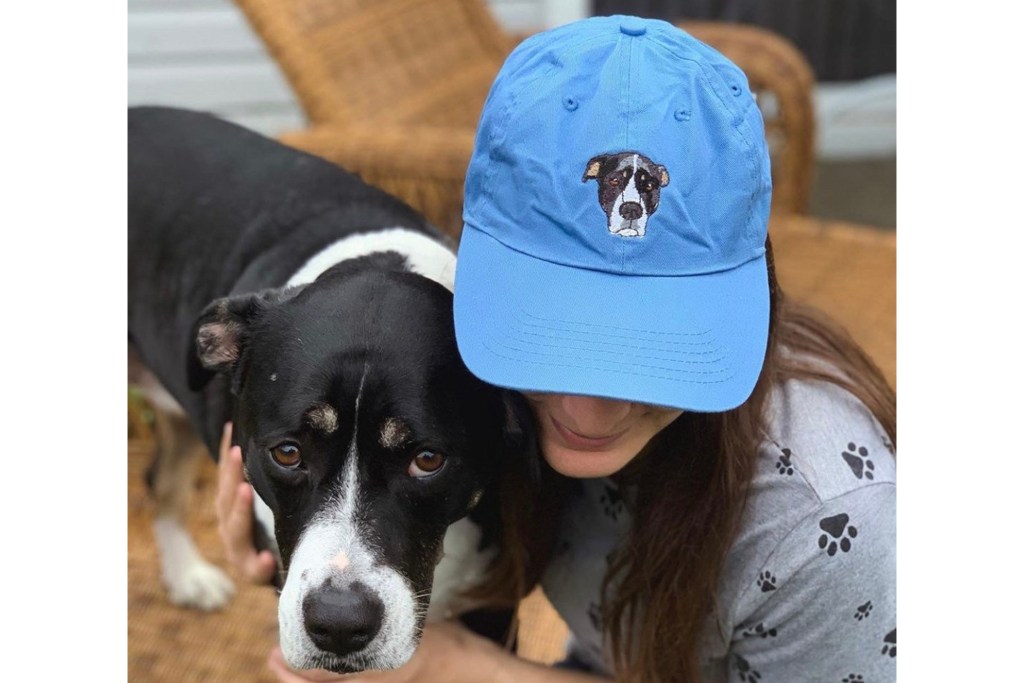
xmin=235 ymin=0 xmax=815 ymax=236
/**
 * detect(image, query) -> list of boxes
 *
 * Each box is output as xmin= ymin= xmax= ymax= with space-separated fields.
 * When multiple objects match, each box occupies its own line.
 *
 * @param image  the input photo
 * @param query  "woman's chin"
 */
xmin=541 ymin=441 xmax=635 ymax=478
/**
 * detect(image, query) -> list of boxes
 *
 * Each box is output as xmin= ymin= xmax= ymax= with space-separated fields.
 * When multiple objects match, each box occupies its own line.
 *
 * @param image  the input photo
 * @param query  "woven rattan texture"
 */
xmin=682 ymin=21 xmax=816 ymax=218
xmin=233 ymin=0 xmax=816 ymax=235
xmin=128 ymin=442 xmax=280 ymax=682
xmin=235 ymin=0 xmax=511 ymax=127
xmin=769 ymin=215 xmax=896 ymax=386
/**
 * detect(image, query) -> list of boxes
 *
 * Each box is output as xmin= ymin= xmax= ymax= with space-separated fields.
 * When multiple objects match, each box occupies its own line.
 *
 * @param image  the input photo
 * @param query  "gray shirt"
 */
xmin=541 ymin=378 xmax=896 ymax=682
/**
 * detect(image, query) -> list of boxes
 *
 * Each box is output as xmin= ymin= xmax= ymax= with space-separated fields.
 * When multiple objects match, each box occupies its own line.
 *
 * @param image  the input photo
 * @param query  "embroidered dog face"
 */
xmin=582 ymin=152 xmax=670 ymax=237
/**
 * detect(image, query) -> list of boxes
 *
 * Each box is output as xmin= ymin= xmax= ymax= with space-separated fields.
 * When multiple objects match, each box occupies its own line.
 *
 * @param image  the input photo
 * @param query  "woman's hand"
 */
xmin=266 ymin=621 xmax=506 ymax=683
xmin=215 ymin=422 xmax=278 ymax=584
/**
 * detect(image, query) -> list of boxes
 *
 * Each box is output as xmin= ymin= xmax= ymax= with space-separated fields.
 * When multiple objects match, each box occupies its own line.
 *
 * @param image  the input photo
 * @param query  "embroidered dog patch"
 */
xmin=582 ymin=152 xmax=670 ymax=237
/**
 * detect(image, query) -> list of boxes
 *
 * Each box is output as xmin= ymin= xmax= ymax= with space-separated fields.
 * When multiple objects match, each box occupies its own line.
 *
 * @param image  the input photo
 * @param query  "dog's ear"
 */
xmin=186 ymin=287 xmax=301 ymax=392
xmin=656 ymin=164 xmax=670 ymax=187
xmin=582 ymin=155 xmax=608 ymax=182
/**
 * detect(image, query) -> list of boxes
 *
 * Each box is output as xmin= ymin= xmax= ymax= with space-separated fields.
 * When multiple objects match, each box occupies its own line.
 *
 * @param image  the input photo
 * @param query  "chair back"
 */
xmin=684 ymin=21 xmax=816 ymax=214
xmin=235 ymin=2 xmax=817 ymax=216
xmin=235 ymin=0 xmax=514 ymax=128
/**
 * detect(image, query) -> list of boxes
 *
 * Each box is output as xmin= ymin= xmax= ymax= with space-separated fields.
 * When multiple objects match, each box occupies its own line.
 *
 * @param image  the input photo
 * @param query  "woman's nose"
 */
xmin=559 ymin=395 xmax=632 ymax=434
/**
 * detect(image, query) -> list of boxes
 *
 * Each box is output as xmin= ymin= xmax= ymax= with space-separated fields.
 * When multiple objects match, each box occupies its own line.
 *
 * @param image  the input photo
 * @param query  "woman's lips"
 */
xmin=550 ymin=417 xmax=628 ymax=451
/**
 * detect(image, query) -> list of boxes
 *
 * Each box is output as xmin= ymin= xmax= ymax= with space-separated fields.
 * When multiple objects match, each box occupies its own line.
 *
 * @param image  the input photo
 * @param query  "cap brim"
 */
xmin=453 ymin=227 xmax=769 ymax=412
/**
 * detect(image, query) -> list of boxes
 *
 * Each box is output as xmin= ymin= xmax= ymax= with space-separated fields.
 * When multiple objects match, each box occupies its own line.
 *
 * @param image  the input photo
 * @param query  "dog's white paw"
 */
xmin=164 ymin=557 xmax=236 ymax=611
xmin=153 ymin=516 xmax=236 ymax=611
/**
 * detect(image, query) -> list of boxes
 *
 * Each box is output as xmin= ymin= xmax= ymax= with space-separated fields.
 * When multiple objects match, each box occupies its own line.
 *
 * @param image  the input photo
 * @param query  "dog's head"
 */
xmin=582 ymin=151 xmax=670 ymax=237
xmin=189 ymin=259 xmax=514 ymax=672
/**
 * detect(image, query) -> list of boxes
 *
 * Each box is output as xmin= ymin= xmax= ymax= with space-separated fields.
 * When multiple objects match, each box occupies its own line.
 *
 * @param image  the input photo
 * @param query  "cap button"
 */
xmin=619 ymin=18 xmax=647 ymax=37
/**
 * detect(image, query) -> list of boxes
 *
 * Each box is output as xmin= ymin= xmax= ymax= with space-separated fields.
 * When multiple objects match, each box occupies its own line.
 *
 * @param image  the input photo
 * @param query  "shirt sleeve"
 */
xmin=726 ymin=483 xmax=896 ymax=683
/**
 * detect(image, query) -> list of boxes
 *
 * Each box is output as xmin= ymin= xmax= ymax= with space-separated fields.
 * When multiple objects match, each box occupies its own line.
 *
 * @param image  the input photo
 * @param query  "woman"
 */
xmin=218 ymin=16 xmax=895 ymax=683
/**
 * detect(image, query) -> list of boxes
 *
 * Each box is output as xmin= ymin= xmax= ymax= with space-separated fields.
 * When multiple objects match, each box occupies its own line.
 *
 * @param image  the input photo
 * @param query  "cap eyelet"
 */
xmin=730 ymin=84 xmax=742 ymax=97
xmin=562 ymin=95 xmax=579 ymax=112
xmin=674 ymin=108 xmax=691 ymax=122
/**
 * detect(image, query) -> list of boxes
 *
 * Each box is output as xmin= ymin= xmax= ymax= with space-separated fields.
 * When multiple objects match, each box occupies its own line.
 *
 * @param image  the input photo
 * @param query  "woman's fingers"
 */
xmin=230 ymin=480 xmax=278 ymax=583
xmin=221 ymin=459 xmax=274 ymax=583
xmin=251 ymin=548 xmax=279 ymax=583
xmin=223 ymin=477 xmax=255 ymax=562
xmin=215 ymin=422 xmax=238 ymax=522
xmin=213 ymin=423 xmax=277 ymax=583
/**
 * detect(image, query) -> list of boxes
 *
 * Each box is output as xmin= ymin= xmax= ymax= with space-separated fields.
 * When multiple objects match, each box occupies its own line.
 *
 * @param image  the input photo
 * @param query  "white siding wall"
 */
xmin=127 ymin=0 xmax=589 ymax=136
xmin=127 ymin=2 xmax=891 ymax=159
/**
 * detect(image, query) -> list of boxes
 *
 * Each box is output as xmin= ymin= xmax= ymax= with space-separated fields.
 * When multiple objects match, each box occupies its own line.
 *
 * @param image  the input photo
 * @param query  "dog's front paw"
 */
xmin=164 ymin=557 xmax=236 ymax=611
xmin=154 ymin=516 xmax=236 ymax=610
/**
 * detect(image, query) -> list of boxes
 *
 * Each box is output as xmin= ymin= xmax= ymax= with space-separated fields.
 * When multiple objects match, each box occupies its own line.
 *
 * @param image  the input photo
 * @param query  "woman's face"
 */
xmin=523 ymin=393 xmax=683 ymax=478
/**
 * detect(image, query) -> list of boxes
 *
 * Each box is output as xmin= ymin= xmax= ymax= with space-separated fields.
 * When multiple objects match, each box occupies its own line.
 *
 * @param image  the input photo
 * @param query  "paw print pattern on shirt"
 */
xmin=842 ymin=675 xmax=864 ymax=683
xmin=742 ymin=622 xmax=778 ymax=638
xmin=757 ymin=571 xmax=777 ymax=592
xmin=818 ymin=513 xmax=858 ymax=556
xmin=775 ymin=447 xmax=795 ymax=475
xmin=882 ymin=628 xmax=896 ymax=657
xmin=599 ymin=483 xmax=625 ymax=522
xmin=854 ymin=601 xmax=873 ymax=621
xmin=735 ymin=655 xmax=762 ymax=682
xmin=842 ymin=442 xmax=875 ymax=480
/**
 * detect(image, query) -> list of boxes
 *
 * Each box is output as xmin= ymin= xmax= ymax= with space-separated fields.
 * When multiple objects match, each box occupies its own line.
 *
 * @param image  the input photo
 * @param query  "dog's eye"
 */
xmin=270 ymin=443 xmax=302 ymax=468
xmin=408 ymin=450 xmax=446 ymax=478
xmin=609 ymin=177 xmax=621 ymax=186
xmin=643 ymin=181 xmax=655 ymax=192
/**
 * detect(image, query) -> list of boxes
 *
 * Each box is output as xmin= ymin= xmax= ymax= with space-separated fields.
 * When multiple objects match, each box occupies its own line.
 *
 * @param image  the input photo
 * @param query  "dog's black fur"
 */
xmin=128 ymin=107 xmax=518 ymax=672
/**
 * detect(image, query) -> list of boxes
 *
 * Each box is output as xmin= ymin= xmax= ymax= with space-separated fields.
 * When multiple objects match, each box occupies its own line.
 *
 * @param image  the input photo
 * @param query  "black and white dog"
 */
xmin=582 ymin=151 xmax=670 ymax=237
xmin=128 ymin=107 xmax=523 ymax=673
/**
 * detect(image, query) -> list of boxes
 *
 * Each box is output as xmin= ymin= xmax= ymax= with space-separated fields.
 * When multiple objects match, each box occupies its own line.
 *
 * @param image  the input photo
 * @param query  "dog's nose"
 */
xmin=619 ymin=202 xmax=643 ymax=220
xmin=302 ymin=580 xmax=384 ymax=657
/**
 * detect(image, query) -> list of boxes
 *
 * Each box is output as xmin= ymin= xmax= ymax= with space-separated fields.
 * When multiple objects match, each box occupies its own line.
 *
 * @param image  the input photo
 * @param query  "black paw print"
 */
xmin=818 ymin=513 xmax=858 ymax=556
xmin=599 ymin=483 xmax=625 ymax=522
xmin=842 ymin=442 xmax=875 ymax=480
xmin=587 ymin=602 xmax=601 ymax=631
xmin=757 ymin=571 xmax=777 ymax=592
xmin=842 ymin=675 xmax=864 ymax=683
xmin=742 ymin=622 xmax=778 ymax=638
xmin=882 ymin=628 xmax=896 ymax=657
xmin=775 ymin=447 xmax=795 ymax=475
xmin=735 ymin=655 xmax=762 ymax=682
xmin=854 ymin=601 xmax=873 ymax=621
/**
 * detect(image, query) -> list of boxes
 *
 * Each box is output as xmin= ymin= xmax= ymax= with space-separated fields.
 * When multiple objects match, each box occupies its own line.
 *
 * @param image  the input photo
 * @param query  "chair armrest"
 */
xmin=279 ymin=124 xmax=477 ymax=181
xmin=678 ymin=21 xmax=815 ymax=86
xmin=679 ymin=20 xmax=816 ymax=215
xmin=506 ymin=30 xmax=537 ymax=46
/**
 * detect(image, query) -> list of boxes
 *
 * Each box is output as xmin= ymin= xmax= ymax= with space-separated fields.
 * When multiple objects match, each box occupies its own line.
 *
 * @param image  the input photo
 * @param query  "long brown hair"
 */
xmin=467 ymin=236 xmax=896 ymax=682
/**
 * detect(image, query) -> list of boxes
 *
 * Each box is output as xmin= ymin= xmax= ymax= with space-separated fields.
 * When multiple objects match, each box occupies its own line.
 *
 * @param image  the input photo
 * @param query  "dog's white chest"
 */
xmin=427 ymin=517 xmax=497 ymax=621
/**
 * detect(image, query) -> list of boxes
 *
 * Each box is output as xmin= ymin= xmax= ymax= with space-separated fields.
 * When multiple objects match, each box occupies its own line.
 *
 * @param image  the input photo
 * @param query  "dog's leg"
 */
xmin=146 ymin=399 xmax=235 ymax=611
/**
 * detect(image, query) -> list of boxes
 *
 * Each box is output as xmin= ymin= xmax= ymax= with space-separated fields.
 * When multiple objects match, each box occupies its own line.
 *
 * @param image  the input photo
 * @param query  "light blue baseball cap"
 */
xmin=454 ymin=15 xmax=772 ymax=412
